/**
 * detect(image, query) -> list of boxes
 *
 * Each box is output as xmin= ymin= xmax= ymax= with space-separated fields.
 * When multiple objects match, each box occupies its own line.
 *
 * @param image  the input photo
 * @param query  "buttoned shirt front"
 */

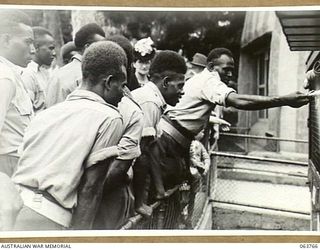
xmin=46 ymin=54 xmax=82 ymax=107
xmin=166 ymin=68 xmax=236 ymax=135
xmin=12 ymin=90 xmax=124 ymax=210
xmin=131 ymin=81 xmax=166 ymax=137
xmin=0 ymin=56 xmax=33 ymax=157
xmin=22 ymin=61 xmax=51 ymax=114
xmin=117 ymin=95 xmax=143 ymax=160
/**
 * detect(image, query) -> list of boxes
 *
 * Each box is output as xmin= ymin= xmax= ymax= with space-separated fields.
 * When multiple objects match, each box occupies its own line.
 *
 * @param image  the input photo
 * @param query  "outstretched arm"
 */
xmin=226 ymin=91 xmax=311 ymax=110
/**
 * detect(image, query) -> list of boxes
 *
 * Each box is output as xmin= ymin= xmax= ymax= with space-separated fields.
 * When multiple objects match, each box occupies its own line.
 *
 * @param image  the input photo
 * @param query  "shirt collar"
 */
xmin=71 ymin=54 xmax=82 ymax=62
xmin=27 ymin=60 xmax=40 ymax=72
xmin=0 ymin=56 xmax=23 ymax=75
xmin=202 ymin=68 xmax=221 ymax=80
xmin=66 ymin=89 xmax=119 ymax=111
xmin=145 ymin=81 xmax=167 ymax=109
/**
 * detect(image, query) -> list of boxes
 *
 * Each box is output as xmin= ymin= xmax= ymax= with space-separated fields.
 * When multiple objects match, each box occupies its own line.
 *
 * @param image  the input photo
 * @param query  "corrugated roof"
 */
xmin=276 ymin=11 xmax=320 ymax=51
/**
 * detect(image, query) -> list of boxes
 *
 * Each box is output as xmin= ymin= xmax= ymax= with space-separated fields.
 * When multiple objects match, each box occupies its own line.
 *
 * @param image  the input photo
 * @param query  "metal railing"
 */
xmin=219 ymin=132 xmax=308 ymax=154
xmin=120 ymin=131 xmax=309 ymax=230
xmin=211 ymin=132 xmax=310 ymax=230
xmin=120 ymin=154 xmax=217 ymax=230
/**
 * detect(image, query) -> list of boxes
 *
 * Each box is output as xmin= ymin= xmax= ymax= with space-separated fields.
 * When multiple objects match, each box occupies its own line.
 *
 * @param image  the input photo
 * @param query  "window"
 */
xmin=255 ymin=49 xmax=270 ymax=119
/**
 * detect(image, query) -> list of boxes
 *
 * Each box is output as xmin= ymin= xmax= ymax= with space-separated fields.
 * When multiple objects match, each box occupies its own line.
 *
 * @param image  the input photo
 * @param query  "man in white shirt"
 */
xmin=73 ymin=35 xmax=144 ymax=230
xmin=13 ymin=41 xmax=128 ymax=230
xmin=0 ymin=10 xmax=34 ymax=177
xmin=46 ymin=23 xmax=105 ymax=107
xmin=22 ymin=26 xmax=56 ymax=114
xmin=151 ymin=48 xmax=311 ymax=199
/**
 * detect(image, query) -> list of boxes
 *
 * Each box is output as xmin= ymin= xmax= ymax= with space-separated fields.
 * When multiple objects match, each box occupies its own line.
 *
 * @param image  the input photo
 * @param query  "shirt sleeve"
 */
xmin=46 ymin=74 xmax=69 ymax=107
xmin=117 ymin=110 xmax=143 ymax=161
xmin=85 ymin=117 xmax=123 ymax=168
xmin=21 ymin=70 xmax=36 ymax=104
xmin=200 ymin=77 xmax=236 ymax=107
xmin=140 ymin=101 xmax=162 ymax=137
xmin=0 ymin=78 xmax=15 ymax=134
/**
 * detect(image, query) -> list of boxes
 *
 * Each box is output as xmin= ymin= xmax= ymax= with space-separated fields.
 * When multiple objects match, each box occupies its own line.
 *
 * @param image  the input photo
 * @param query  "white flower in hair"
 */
xmin=134 ymin=37 xmax=154 ymax=56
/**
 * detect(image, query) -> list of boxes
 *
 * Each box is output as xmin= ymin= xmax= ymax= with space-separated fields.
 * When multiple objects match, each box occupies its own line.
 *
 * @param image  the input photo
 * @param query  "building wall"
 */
xmin=238 ymin=11 xmax=308 ymax=153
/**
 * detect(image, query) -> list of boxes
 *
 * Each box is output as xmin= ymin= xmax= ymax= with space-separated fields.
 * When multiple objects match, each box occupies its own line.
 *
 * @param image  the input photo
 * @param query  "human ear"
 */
xmin=1 ymin=34 xmax=11 ymax=47
xmin=84 ymin=43 xmax=91 ymax=50
xmin=207 ymin=61 xmax=215 ymax=71
xmin=103 ymin=75 xmax=113 ymax=90
xmin=162 ymin=76 xmax=169 ymax=88
xmin=33 ymin=42 xmax=40 ymax=51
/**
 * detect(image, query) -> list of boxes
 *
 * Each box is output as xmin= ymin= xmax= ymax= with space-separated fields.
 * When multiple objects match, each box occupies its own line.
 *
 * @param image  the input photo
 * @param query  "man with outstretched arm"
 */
xmin=150 ymin=47 xmax=311 ymax=199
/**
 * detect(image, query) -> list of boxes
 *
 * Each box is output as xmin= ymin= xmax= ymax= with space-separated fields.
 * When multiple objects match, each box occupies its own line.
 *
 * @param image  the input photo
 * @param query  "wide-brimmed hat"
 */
xmin=190 ymin=53 xmax=207 ymax=67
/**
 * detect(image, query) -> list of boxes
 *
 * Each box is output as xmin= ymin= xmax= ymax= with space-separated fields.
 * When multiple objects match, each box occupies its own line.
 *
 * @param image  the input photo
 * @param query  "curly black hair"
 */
xmin=82 ymin=41 xmax=127 ymax=85
xmin=74 ymin=23 xmax=105 ymax=49
xmin=105 ymin=35 xmax=133 ymax=67
xmin=207 ymin=48 xmax=233 ymax=64
xmin=149 ymin=50 xmax=187 ymax=78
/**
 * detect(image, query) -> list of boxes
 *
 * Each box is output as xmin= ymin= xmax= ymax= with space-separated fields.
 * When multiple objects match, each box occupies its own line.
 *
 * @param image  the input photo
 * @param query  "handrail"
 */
xmin=210 ymin=151 xmax=308 ymax=166
xmin=220 ymin=132 xmax=308 ymax=143
xmin=120 ymin=185 xmax=180 ymax=230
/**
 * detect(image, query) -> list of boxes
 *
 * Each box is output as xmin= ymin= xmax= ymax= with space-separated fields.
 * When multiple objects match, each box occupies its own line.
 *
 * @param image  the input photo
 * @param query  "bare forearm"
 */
xmin=104 ymin=159 xmax=132 ymax=189
xmin=72 ymin=161 xmax=109 ymax=229
xmin=225 ymin=91 xmax=310 ymax=110
xmin=227 ymin=94 xmax=285 ymax=110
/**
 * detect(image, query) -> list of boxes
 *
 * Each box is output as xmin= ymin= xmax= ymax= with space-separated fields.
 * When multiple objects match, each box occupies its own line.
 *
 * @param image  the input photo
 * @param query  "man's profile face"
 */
xmin=7 ymin=23 xmax=34 ymax=67
xmin=35 ymin=34 xmax=56 ymax=66
xmin=36 ymin=35 xmax=56 ymax=66
xmin=105 ymin=65 xmax=127 ymax=107
xmin=213 ymin=54 xmax=235 ymax=84
xmin=164 ymin=73 xmax=185 ymax=106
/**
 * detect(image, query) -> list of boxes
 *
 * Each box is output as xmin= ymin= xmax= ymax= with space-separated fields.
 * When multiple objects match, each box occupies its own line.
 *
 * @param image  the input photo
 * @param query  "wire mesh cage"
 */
xmin=121 ymin=133 xmax=309 ymax=230
xmin=121 ymin=158 xmax=215 ymax=230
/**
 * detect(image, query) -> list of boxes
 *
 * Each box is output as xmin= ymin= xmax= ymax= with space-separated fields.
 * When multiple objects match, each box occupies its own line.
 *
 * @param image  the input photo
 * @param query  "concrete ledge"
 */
xmin=218 ymin=168 xmax=308 ymax=186
xmin=212 ymin=202 xmax=310 ymax=230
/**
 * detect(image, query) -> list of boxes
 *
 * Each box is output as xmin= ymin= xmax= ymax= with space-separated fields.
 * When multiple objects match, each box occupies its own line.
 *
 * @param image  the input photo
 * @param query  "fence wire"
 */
xmin=121 ymin=133 xmax=309 ymax=230
xmin=121 ymin=156 xmax=216 ymax=230
xmin=211 ymin=152 xmax=310 ymax=216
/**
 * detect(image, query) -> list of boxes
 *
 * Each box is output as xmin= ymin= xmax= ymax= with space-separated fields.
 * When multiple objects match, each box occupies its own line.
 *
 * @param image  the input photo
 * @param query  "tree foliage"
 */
xmin=102 ymin=10 xmax=245 ymax=63
xmin=21 ymin=9 xmax=245 ymax=73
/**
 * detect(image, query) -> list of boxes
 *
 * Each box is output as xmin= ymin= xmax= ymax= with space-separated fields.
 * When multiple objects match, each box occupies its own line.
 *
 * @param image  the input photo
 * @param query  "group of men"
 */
xmin=0 ymin=10 xmax=312 ymax=231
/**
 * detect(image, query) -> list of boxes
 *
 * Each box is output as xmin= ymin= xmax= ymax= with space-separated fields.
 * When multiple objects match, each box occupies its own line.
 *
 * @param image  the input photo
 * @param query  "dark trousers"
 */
xmin=93 ymin=176 xmax=134 ymax=229
xmin=132 ymin=138 xmax=154 ymax=208
xmin=148 ymin=132 xmax=191 ymax=196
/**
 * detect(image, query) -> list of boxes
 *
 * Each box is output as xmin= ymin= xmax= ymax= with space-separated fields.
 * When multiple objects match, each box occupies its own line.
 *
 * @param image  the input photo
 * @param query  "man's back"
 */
xmin=132 ymin=81 xmax=166 ymax=137
xmin=13 ymin=90 xmax=124 ymax=210
xmin=46 ymin=54 xmax=82 ymax=107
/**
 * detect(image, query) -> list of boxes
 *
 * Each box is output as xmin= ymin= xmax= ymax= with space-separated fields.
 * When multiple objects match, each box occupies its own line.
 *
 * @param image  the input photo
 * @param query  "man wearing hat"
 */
xmin=186 ymin=52 xmax=207 ymax=80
